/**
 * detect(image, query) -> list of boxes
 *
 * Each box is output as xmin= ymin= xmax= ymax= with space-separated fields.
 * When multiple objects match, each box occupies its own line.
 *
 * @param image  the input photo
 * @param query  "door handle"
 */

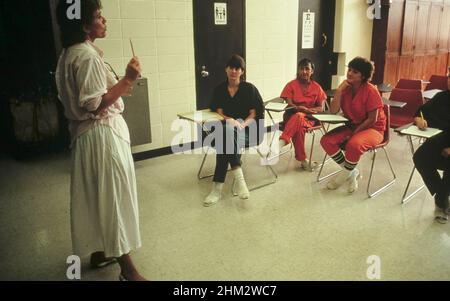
xmin=321 ymin=33 xmax=327 ymax=47
xmin=201 ymin=65 xmax=209 ymax=78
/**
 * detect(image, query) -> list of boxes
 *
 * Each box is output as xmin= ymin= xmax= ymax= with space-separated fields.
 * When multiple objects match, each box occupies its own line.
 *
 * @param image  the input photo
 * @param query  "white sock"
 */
xmin=232 ymin=168 xmax=250 ymax=199
xmin=212 ymin=182 xmax=223 ymax=193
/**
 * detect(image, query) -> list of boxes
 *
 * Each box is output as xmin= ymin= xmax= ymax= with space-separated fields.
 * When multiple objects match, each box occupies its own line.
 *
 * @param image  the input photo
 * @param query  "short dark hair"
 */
xmin=348 ymin=57 xmax=375 ymax=83
xmin=298 ymin=58 xmax=315 ymax=71
xmin=226 ymin=54 xmax=246 ymax=71
xmin=56 ymin=0 xmax=102 ymax=48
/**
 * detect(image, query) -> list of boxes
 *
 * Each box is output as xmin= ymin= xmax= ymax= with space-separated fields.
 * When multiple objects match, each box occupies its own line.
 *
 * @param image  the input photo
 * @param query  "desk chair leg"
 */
xmin=316 ymin=152 xmax=341 ymax=182
xmin=367 ymin=147 xmax=396 ymax=198
xmin=308 ymin=129 xmax=316 ymax=171
xmin=307 ymin=128 xmax=325 ymax=172
xmin=266 ymin=142 xmax=293 ymax=162
xmin=401 ymin=166 xmax=425 ymax=204
xmin=197 ymin=146 xmax=214 ymax=180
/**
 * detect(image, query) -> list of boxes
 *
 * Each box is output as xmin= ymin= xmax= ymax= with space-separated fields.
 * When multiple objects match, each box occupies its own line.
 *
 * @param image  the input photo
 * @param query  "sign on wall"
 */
xmin=302 ymin=9 xmax=315 ymax=49
xmin=214 ymin=3 xmax=227 ymax=25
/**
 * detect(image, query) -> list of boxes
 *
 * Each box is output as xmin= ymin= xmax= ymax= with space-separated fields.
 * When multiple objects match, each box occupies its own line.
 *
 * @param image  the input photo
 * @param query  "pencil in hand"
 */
xmin=130 ymin=38 xmax=136 ymax=57
xmin=418 ymin=110 xmax=427 ymax=131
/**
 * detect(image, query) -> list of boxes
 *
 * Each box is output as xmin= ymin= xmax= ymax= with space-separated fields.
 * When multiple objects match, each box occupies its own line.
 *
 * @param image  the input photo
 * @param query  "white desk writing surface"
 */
xmin=177 ymin=110 xmax=224 ymax=123
xmin=265 ymin=102 xmax=290 ymax=112
xmin=422 ymin=89 xmax=442 ymax=99
xmin=399 ymin=125 xmax=442 ymax=139
xmin=382 ymin=97 xmax=407 ymax=108
xmin=311 ymin=114 xmax=348 ymax=123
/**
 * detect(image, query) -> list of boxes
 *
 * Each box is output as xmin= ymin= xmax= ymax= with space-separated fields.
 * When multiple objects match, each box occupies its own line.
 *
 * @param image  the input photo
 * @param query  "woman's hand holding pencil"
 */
xmin=414 ymin=110 xmax=428 ymax=130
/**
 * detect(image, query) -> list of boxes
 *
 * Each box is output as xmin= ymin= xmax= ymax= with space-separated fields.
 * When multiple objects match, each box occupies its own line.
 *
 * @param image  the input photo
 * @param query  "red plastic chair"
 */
xmin=395 ymin=79 xmax=422 ymax=90
xmin=389 ymin=88 xmax=423 ymax=128
xmin=425 ymin=75 xmax=448 ymax=91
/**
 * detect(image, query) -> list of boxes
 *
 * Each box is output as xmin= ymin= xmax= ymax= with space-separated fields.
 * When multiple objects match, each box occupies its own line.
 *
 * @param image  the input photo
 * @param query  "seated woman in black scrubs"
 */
xmin=204 ymin=54 xmax=264 ymax=207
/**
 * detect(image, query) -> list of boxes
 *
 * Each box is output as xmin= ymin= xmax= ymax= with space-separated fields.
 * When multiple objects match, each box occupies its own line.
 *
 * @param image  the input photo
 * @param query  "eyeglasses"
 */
xmin=104 ymin=61 xmax=119 ymax=81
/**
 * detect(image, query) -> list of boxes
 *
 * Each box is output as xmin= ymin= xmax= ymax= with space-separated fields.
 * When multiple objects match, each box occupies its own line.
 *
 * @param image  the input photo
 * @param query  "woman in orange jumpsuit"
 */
xmin=279 ymin=58 xmax=327 ymax=170
xmin=320 ymin=57 xmax=386 ymax=193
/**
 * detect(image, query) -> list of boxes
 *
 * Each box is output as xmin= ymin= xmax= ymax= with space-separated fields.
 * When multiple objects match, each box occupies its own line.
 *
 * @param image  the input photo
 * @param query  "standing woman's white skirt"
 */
xmin=70 ymin=125 xmax=141 ymax=258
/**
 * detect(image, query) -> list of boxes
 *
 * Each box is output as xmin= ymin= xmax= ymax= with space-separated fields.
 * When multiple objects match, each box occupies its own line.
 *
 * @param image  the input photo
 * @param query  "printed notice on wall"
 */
xmin=302 ymin=10 xmax=315 ymax=49
xmin=214 ymin=3 xmax=227 ymax=25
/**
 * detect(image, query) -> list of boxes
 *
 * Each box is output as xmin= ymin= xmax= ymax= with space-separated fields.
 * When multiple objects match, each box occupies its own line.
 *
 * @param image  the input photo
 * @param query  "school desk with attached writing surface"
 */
xmin=395 ymin=123 xmax=443 ymax=204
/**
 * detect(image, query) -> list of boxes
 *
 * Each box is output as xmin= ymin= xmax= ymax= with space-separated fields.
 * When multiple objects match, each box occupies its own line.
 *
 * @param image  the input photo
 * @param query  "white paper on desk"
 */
xmin=400 ymin=125 xmax=442 ymax=138
xmin=265 ymin=102 xmax=289 ymax=111
xmin=422 ymin=89 xmax=442 ymax=99
xmin=178 ymin=111 xmax=223 ymax=123
xmin=311 ymin=114 xmax=348 ymax=123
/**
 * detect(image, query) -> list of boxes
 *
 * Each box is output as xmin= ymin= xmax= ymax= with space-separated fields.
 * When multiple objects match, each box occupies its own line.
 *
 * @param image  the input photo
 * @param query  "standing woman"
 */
xmin=55 ymin=0 xmax=146 ymax=280
xmin=278 ymin=58 xmax=327 ymax=170
xmin=204 ymin=54 xmax=264 ymax=206
xmin=320 ymin=57 xmax=386 ymax=193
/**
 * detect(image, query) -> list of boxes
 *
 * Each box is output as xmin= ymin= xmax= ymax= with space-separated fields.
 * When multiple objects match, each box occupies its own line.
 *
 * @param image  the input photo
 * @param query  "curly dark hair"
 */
xmin=348 ymin=56 xmax=375 ymax=83
xmin=56 ymin=0 xmax=102 ymax=48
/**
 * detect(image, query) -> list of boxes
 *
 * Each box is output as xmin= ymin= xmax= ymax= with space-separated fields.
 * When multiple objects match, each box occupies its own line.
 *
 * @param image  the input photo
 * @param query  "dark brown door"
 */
xmin=193 ymin=0 xmax=245 ymax=110
xmin=297 ymin=0 xmax=336 ymax=90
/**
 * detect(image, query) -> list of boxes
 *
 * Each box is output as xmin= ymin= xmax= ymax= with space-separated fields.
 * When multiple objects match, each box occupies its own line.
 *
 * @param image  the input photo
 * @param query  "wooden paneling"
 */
xmin=401 ymin=1 xmax=418 ymax=55
xmin=410 ymin=55 xmax=425 ymax=80
xmin=386 ymin=1 xmax=404 ymax=53
xmin=371 ymin=0 xmax=449 ymax=85
xmin=425 ymin=2 xmax=443 ymax=55
xmin=384 ymin=55 xmax=400 ymax=86
xmin=445 ymin=53 xmax=450 ymax=70
xmin=413 ymin=1 xmax=431 ymax=55
xmin=423 ymin=55 xmax=439 ymax=79
xmin=436 ymin=52 xmax=449 ymax=74
xmin=398 ymin=56 xmax=412 ymax=80
xmin=438 ymin=4 xmax=450 ymax=52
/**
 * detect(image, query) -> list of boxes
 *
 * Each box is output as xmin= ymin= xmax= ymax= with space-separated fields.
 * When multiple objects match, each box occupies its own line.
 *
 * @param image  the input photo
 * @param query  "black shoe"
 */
xmin=90 ymin=252 xmax=117 ymax=269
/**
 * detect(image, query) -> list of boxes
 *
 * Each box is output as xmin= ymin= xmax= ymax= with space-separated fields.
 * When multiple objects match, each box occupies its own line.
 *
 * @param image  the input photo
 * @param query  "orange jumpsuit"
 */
xmin=280 ymin=79 xmax=327 ymax=161
xmin=320 ymin=83 xmax=386 ymax=166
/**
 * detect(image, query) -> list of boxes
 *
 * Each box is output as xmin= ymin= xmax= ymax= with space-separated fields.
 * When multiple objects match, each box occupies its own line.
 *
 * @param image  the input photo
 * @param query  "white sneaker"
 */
xmin=300 ymin=159 xmax=318 ymax=172
xmin=204 ymin=183 xmax=223 ymax=207
xmin=347 ymin=169 xmax=361 ymax=194
xmin=204 ymin=190 xmax=220 ymax=207
xmin=234 ymin=178 xmax=250 ymax=199
xmin=326 ymin=170 xmax=351 ymax=190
